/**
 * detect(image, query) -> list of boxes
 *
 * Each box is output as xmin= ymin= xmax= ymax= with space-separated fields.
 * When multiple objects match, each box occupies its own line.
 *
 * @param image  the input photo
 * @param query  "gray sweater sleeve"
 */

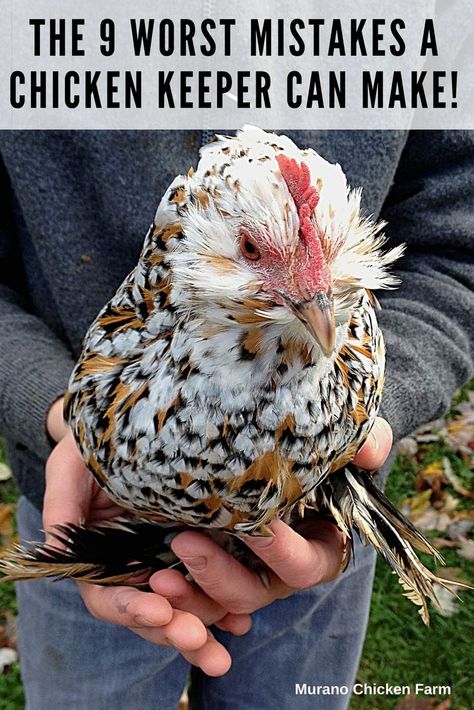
xmin=0 ymin=228 xmax=75 ymax=462
xmin=378 ymin=131 xmax=474 ymax=442
xmin=0 ymin=284 xmax=75 ymax=461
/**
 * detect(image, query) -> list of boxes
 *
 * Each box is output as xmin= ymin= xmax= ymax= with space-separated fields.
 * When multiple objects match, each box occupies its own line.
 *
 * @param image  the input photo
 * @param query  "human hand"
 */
xmin=44 ymin=399 xmax=249 ymax=676
xmin=151 ymin=416 xmax=393 ymax=647
xmin=44 ymin=399 xmax=392 ymax=676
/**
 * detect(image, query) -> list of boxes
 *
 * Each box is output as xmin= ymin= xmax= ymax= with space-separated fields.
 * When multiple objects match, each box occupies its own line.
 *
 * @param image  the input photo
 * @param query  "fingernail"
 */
xmin=163 ymin=532 xmax=180 ymax=546
xmin=246 ymin=536 xmax=273 ymax=548
xmin=180 ymin=556 xmax=207 ymax=571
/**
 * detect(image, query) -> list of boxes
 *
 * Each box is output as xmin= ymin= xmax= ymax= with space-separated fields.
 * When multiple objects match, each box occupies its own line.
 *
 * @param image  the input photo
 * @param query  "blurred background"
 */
xmin=1 ymin=381 xmax=473 ymax=710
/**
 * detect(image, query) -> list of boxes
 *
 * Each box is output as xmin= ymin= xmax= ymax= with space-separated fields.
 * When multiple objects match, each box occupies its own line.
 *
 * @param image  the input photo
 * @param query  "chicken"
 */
xmin=0 ymin=126 xmax=462 ymax=622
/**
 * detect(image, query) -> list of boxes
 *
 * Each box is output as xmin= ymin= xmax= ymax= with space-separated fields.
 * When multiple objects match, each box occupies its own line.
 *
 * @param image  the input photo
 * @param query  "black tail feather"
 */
xmin=0 ymin=519 xmax=186 ymax=584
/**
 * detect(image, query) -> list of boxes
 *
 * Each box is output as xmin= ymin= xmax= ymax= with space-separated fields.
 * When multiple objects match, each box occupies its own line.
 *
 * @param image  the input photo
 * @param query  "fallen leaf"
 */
xmin=432 ymin=584 xmax=461 ymax=617
xmin=436 ymin=701 xmax=452 ymax=710
xmin=403 ymin=488 xmax=453 ymax=530
xmin=403 ymin=489 xmax=432 ymax=518
xmin=435 ymin=492 xmax=459 ymax=514
xmin=0 ymin=647 xmax=17 ymax=673
xmin=415 ymin=419 xmax=446 ymax=436
xmin=457 ymin=537 xmax=474 ymax=561
xmin=447 ymin=519 xmax=473 ymax=539
xmin=0 ymin=463 xmax=11 ymax=482
xmin=0 ymin=612 xmax=17 ymax=650
xmin=0 ymin=504 xmax=14 ymax=536
xmin=0 ymin=503 xmax=15 ymax=553
xmin=435 ymin=567 xmax=470 ymax=585
xmin=432 ymin=538 xmax=461 ymax=549
xmin=442 ymin=457 xmax=474 ymax=499
xmin=416 ymin=434 xmax=443 ymax=444
xmin=410 ymin=508 xmax=451 ymax=532
xmin=398 ymin=437 xmax=418 ymax=456
xmin=395 ymin=694 xmax=451 ymax=710
xmin=416 ymin=460 xmax=445 ymax=498
xmin=446 ymin=418 xmax=474 ymax=459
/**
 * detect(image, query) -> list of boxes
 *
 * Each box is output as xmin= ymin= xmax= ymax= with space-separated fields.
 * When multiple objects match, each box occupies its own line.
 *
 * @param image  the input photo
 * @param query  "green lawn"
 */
xmin=352 ymin=462 xmax=473 ymax=709
xmin=0 ymin=387 xmax=472 ymax=710
xmin=0 ymin=442 xmax=23 ymax=709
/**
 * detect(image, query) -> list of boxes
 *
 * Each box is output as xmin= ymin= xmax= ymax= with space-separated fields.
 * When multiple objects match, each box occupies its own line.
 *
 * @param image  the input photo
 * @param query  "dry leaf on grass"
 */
xmin=0 ymin=611 xmax=17 ymax=651
xmin=435 ymin=567 xmax=471 ymax=585
xmin=432 ymin=584 xmax=461 ymax=617
xmin=0 ymin=464 xmax=11 ymax=482
xmin=415 ymin=461 xmax=446 ymax=498
xmin=432 ymin=538 xmax=460 ymax=549
xmin=442 ymin=457 xmax=474 ymax=499
xmin=435 ymin=492 xmax=460 ymax=514
xmin=0 ymin=504 xmax=14 ymax=536
xmin=414 ymin=419 xmax=447 ymax=443
xmin=0 ymin=503 xmax=16 ymax=554
xmin=0 ymin=647 xmax=18 ymax=673
xmin=402 ymin=488 xmax=454 ymax=531
xmin=395 ymin=694 xmax=451 ymax=710
xmin=415 ymin=510 xmax=451 ymax=531
xmin=398 ymin=436 xmax=418 ymax=456
xmin=446 ymin=395 xmax=474 ymax=460
xmin=457 ymin=537 xmax=474 ymax=561
xmin=402 ymin=489 xmax=432 ymax=518
xmin=447 ymin=518 xmax=473 ymax=539
xmin=430 ymin=566 xmax=472 ymax=616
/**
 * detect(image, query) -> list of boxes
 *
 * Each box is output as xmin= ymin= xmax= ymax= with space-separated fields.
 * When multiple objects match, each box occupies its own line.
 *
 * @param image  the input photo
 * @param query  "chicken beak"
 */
xmin=293 ymin=292 xmax=336 ymax=357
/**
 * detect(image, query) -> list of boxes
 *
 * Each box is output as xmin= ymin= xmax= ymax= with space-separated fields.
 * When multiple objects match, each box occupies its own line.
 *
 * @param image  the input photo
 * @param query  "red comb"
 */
xmin=276 ymin=154 xmax=320 ymax=247
xmin=276 ymin=154 xmax=320 ymax=214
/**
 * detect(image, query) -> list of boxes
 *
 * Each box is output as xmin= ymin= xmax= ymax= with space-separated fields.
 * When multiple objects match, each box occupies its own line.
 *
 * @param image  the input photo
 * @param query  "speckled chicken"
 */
xmin=0 ymin=127 xmax=460 ymax=622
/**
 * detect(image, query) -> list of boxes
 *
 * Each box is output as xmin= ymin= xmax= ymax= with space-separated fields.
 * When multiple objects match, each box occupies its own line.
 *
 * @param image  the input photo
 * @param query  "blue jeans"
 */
xmin=15 ymin=496 xmax=376 ymax=710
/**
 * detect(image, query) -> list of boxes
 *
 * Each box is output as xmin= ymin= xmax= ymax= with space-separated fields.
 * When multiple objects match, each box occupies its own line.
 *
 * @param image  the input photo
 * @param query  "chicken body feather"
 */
xmin=1 ymin=127 xmax=462 ymax=623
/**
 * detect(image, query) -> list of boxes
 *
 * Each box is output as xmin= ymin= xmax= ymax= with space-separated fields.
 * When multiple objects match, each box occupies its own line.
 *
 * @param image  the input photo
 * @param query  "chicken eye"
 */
xmin=240 ymin=234 xmax=261 ymax=261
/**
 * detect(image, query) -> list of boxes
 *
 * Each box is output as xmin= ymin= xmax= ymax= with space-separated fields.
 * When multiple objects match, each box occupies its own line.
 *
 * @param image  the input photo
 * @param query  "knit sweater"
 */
xmin=0 ymin=130 xmax=472 ymax=511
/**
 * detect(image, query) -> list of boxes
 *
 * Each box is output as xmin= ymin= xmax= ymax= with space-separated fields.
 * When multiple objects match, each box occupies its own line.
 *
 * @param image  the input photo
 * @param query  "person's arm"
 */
xmin=0 ymin=155 xmax=75 ymax=461
xmin=377 ymin=130 xmax=474 ymax=441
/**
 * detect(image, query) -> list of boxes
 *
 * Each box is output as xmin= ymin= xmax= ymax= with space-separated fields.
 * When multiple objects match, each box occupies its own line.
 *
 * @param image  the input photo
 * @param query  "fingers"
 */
xmin=244 ymin=518 xmax=345 ymax=588
xmin=43 ymin=430 xmax=95 ymax=538
xmin=43 ymin=429 xmax=122 ymax=535
xmin=79 ymin=582 xmax=232 ymax=676
xmin=43 ymin=434 xmax=243 ymax=676
xmin=150 ymin=569 xmax=252 ymax=634
xmin=171 ymin=532 xmax=280 ymax=614
xmin=353 ymin=416 xmax=393 ymax=470
xmin=79 ymin=583 xmax=173 ymax=628
xmin=180 ymin=631 xmax=232 ymax=677
xmin=46 ymin=396 xmax=68 ymax=444
xmin=171 ymin=520 xmax=345 ymax=615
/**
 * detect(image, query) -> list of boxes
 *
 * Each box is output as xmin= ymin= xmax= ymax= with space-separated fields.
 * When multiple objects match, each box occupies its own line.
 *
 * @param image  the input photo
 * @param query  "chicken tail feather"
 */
xmin=318 ymin=464 xmax=471 ymax=624
xmin=0 ymin=519 xmax=185 ymax=585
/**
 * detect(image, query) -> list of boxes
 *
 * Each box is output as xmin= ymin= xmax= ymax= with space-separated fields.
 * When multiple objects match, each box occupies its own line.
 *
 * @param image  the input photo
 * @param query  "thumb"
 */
xmin=352 ymin=417 xmax=393 ymax=471
xmin=43 ymin=429 xmax=94 ymax=545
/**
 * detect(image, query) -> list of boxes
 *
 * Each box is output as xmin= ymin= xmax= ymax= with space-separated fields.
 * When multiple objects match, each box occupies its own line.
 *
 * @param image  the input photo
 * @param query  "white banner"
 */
xmin=0 ymin=0 xmax=472 ymax=129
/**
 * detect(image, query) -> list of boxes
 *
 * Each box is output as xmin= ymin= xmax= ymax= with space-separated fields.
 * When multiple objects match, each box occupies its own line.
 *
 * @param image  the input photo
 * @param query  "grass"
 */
xmin=0 ymin=460 xmax=23 ymax=709
xmin=352 ymin=462 xmax=474 ymax=710
xmin=0 ymin=665 xmax=25 ymax=710
xmin=0 ymin=385 xmax=472 ymax=709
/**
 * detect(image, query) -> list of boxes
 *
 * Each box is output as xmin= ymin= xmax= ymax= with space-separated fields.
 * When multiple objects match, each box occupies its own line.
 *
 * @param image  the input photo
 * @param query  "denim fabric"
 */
xmin=16 ymin=496 xmax=376 ymax=710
